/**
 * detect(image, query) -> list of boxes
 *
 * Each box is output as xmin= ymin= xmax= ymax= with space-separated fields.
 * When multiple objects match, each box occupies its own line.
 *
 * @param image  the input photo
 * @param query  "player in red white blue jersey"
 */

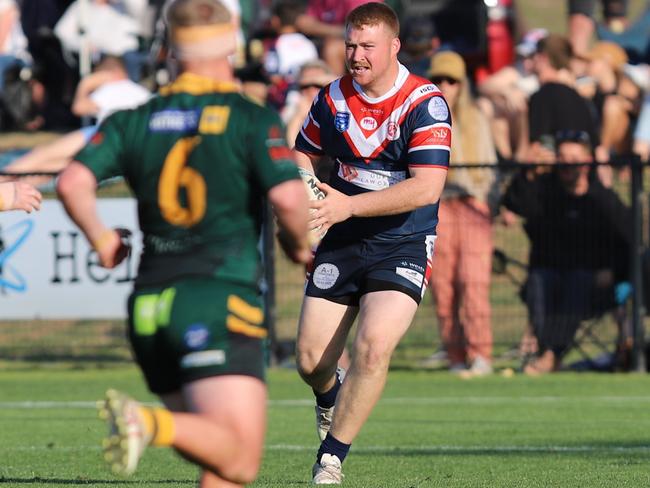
xmin=293 ymin=2 xmax=451 ymax=484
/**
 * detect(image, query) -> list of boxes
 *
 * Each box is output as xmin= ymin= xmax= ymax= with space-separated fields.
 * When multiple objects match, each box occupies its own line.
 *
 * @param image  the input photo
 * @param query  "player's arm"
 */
xmin=309 ymin=167 xmax=447 ymax=231
xmin=269 ymin=179 xmax=311 ymax=264
xmin=56 ymin=162 xmax=129 ymax=268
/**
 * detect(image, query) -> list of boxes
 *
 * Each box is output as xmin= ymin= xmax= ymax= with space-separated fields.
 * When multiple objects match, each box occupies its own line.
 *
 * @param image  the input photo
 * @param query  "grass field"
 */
xmin=2 ymin=366 xmax=650 ymax=487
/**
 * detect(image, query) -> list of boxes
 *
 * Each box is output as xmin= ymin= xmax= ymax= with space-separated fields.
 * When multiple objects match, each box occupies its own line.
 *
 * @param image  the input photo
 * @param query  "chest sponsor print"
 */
xmin=360 ymin=116 xmax=378 ymax=130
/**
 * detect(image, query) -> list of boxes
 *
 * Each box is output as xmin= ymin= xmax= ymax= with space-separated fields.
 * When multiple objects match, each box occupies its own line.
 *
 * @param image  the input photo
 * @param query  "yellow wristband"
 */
xmin=92 ymin=229 xmax=115 ymax=253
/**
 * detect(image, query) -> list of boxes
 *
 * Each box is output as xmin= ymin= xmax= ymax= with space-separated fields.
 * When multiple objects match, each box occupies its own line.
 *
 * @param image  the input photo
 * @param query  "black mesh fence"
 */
xmin=0 ymin=157 xmax=647 ymax=371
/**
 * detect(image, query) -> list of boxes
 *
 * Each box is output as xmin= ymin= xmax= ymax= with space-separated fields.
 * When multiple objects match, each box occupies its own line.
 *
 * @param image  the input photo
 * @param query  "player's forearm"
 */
xmin=269 ymin=179 xmax=310 ymax=261
xmin=350 ymin=174 xmax=446 ymax=218
xmin=56 ymin=162 xmax=107 ymax=246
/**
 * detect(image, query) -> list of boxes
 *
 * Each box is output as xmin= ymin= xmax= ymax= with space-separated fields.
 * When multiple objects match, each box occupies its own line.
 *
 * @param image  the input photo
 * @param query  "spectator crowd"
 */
xmin=1 ymin=0 xmax=649 ymax=376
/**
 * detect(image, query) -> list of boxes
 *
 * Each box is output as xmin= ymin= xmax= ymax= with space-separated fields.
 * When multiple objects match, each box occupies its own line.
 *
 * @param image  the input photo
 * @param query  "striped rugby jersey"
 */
xmin=295 ymin=63 xmax=451 ymax=240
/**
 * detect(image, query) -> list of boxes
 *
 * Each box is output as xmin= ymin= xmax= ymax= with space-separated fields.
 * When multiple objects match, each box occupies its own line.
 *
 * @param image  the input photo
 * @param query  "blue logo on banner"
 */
xmin=0 ymin=220 xmax=33 ymax=293
xmin=335 ymin=112 xmax=350 ymax=132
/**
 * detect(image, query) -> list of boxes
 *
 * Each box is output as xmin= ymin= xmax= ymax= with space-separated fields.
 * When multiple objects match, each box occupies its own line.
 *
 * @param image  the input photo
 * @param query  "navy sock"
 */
xmin=313 ymin=371 xmax=343 ymax=408
xmin=317 ymin=432 xmax=351 ymax=464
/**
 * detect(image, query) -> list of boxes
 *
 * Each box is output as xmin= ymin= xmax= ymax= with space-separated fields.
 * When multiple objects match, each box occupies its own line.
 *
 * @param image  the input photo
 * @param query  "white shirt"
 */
xmin=90 ymin=79 xmax=151 ymax=123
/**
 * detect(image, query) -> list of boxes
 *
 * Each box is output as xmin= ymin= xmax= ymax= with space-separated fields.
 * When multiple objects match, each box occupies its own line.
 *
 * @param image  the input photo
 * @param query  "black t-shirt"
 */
xmin=502 ymin=169 xmax=631 ymax=279
xmin=528 ymin=82 xmax=599 ymax=146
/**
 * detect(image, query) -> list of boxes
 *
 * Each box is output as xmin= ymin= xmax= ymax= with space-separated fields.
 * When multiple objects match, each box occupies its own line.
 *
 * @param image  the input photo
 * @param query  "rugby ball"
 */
xmin=298 ymin=167 xmax=327 ymax=247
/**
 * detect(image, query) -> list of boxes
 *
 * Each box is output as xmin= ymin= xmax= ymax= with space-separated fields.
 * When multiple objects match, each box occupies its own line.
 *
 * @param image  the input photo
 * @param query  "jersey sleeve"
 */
xmin=294 ymin=88 xmax=326 ymax=157
xmin=247 ymin=107 xmax=300 ymax=193
xmin=74 ymin=111 xmax=128 ymax=181
xmin=406 ymin=94 xmax=452 ymax=169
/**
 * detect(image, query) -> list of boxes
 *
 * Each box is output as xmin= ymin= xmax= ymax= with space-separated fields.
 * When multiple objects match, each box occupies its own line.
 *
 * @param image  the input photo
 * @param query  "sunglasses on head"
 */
xmin=555 ymin=130 xmax=591 ymax=146
xmin=430 ymin=76 xmax=459 ymax=85
xmin=299 ymin=83 xmax=324 ymax=91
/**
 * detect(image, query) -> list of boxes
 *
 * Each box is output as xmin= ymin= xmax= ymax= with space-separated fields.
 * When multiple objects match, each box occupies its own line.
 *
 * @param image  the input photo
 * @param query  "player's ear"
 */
xmin=391 ymin=37 xmax=400 ymax=56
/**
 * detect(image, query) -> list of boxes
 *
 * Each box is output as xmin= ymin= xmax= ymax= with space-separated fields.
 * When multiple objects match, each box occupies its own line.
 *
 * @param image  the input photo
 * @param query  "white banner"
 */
xmin=0 ymin=199 xmax=142 ymax=319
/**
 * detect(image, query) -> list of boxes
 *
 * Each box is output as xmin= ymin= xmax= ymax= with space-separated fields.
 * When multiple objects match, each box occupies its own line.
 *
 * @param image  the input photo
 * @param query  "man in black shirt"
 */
xmin=527 ymin=34 xmax=599 ymax=163
xmin=503 ymin=130 xmax=630 ymax=374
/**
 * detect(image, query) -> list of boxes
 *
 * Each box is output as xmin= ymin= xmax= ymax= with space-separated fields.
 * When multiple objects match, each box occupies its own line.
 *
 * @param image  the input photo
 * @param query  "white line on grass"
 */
xmin=2 ymin=444 xmax=650 ymax=454
xmin=3 ymin=396 xmax=650 ymax=409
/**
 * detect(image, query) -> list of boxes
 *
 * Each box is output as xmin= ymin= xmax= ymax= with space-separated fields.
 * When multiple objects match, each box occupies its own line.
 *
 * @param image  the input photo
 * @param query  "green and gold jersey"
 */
xmin=75 ymin=73 xmax=300 ymax=287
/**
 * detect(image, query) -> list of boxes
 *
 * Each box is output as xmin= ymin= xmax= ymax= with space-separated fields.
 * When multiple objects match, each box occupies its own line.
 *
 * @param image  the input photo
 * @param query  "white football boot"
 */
xmin=97 ymin=389 xmax=151 ymax=475
xmin=312 ymin=453 xmax=344 ymax=484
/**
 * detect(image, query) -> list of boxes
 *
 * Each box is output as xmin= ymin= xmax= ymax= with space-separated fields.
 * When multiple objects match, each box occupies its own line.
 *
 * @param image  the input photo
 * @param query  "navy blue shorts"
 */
xmin=305 ymin=234 xmax=436 ymax=306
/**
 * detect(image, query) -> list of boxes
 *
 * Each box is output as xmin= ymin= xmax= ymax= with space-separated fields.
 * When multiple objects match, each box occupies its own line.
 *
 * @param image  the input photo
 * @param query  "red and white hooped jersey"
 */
xmin=295 ymin=64 xmax=452 ymax=240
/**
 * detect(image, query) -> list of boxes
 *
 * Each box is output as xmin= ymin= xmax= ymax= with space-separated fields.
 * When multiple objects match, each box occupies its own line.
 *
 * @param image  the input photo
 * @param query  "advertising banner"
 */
xmin=0 ymin=199 xmax=141 ymax=319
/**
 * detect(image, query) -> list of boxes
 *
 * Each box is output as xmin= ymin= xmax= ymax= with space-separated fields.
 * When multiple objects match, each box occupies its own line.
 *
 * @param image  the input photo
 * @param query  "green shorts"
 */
xmin=127 ymin=277 xmax=267 ymax=395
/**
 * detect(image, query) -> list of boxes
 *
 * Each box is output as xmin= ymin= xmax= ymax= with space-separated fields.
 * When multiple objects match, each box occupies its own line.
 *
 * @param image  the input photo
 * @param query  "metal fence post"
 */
xmin=630 ymin=155 xmax=646 ymax=371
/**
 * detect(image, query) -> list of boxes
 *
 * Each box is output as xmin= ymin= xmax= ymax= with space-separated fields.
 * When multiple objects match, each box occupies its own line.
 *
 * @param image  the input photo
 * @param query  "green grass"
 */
xmin=2 ymin=367 xmax=650 ymax=487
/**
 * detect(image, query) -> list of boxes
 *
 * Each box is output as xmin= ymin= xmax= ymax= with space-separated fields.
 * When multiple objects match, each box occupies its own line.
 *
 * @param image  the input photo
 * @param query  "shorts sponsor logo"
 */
xmin=396 ymin=267 xmax=424 ymax=287
xmin=180 ymin=350 xmax=226 ymax=368
xmin=149 ymin=109 xmax=200 ymax=132
xmin=335 ymin=111 xmax=350 ymax=132
xmin=184 ymin=323 xmax=210 ymax=349
xmin=386 ymin=121 xmax=400 ymax=141
xmin=428 ymin=97 xmax=449 ymax=121
xmin=313 ymin=263 xmax=339 ymax=289
xmin=360 ymin=116 xmax=378 ymax=130
xmin=401 ymin=261 xmax=425 ymax=273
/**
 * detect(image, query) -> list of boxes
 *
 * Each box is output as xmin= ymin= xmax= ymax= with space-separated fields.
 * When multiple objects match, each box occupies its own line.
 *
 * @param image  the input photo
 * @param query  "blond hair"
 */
xmin=166 ymin=0 xmax=231 ymax=28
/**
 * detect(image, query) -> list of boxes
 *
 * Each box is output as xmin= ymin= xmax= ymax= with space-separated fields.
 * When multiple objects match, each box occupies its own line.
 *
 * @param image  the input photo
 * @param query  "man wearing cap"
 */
xmin=425 ymin=51 xmax=498 ymax=377
xmin=56 ymin=0 xmax=311 ymax=485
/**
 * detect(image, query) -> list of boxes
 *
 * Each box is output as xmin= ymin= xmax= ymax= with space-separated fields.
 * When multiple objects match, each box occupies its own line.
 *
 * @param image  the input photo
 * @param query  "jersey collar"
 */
xmin=351 ymin=63 xmax=409 ymax=104
xmin=159 ymin=73 xmax=240 ymax=96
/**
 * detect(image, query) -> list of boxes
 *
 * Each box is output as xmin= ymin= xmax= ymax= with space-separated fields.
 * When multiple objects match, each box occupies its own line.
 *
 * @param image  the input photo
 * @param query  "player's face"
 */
xmin=345 ymin=23 xmax=398 ymax=90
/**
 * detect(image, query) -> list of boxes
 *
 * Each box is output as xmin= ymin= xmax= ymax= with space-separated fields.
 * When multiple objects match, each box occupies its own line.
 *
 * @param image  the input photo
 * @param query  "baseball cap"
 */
xmin=516 ymin=28 xmax=548 ymax=57
xmin=427 ymin=51 xmax=466 ymax=81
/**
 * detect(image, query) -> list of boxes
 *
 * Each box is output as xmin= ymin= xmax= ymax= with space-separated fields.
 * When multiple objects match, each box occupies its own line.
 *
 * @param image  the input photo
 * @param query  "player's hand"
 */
xmin=277 ymin=226 xmax=312 ymax=265
xmin=11 ymin=181 xmax=42 ymax=213
xmin=309 ymin=182 xmax=352 ymax=232
xmin=94 ymin=228 xmax=132 ymax=269
xmin=0 ymin=181 xmax=42 ymax=213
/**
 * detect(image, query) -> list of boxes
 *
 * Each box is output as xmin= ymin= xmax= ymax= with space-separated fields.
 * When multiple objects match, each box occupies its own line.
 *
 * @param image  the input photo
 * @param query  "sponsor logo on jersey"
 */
xmin=184 ymin=323 xmax=210 ymax=349
xmin=199 ymin=105 xmax=230 ymax=134
xmin=339 ymin=163 xmax=359 ymax=182
xmin=337 ymin=164 xmax=406 ymax=190
xmin=313 ymin=263 xmax=339 ymax=289
xmin=386 ymin=121 xmax=400 ymax=141
xmin=396 ymin=267 xmax=424 ymax=287
xmin=360 ymin=107 xmax=384 ymax=115
xmin=335 ymin=111 xmax=351 ymax=132
xmin=90 ymin=131 xmax=104 ymax=145
xmin=428 ymin=97 xmax=449 ymax=121
xmin=266 ymin=125 xmax=293 ymax=162
xmin=149 ymin=109 xmax=200 ymax=132
xmin=428 ymin=126 xmax=451 ymax=146
xmin=360 ymin=116 xmax=378 ymax=130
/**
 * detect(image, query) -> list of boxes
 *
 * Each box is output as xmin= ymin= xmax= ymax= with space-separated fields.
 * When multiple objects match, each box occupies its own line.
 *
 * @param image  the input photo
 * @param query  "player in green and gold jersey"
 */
xmin=56 ymin=0 xmax=310 ymax=486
